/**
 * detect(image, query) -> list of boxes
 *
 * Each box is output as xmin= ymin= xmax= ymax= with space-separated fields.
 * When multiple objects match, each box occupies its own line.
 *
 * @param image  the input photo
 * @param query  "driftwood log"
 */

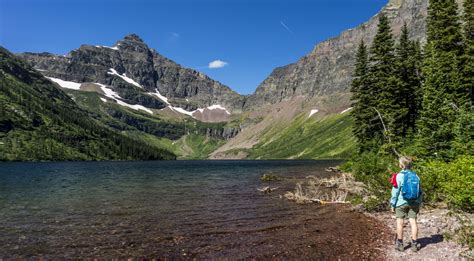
xmin=257 ymin=186 xmax=279 ymax=194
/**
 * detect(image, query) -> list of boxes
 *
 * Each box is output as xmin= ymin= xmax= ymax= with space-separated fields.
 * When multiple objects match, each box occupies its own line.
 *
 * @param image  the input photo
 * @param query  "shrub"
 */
xmin=344 ymin=151 xmax=398 ymax=211
xmin=347 ymin=151 xmax=396 ymax=190
xmin=418 ymin=156 xmax=474 ymax=212
xmin=344 ymin=151 xmax=473 ymax=213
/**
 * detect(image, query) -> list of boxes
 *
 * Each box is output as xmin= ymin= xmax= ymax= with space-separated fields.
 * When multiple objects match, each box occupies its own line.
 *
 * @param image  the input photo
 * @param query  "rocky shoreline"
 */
xmin=279 ymin=170 xmax=473 ymax=260
xmin=366 ymin=208 xmax=473 ymax=260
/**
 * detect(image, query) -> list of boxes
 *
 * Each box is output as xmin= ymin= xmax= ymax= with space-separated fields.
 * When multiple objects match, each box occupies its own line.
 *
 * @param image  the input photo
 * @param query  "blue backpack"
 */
xmin=402 ymin=170 xmax=421 ymax=201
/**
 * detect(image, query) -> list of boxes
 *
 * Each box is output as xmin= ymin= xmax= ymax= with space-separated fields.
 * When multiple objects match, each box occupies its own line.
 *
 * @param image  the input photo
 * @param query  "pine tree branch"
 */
xmin=372 ymin=107 xmax=401 ymax=157
xmin=449 ymin=101 xmax=459 ymax=111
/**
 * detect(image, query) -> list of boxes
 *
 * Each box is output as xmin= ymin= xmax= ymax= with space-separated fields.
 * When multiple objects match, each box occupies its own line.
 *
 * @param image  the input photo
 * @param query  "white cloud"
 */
xmin=208 ymin=60 xmax=228 ymax=69
xmin=167 ymin=32 xmax=180 ymax=43
xmin=280 ymin=21 xmax=294 ymax=34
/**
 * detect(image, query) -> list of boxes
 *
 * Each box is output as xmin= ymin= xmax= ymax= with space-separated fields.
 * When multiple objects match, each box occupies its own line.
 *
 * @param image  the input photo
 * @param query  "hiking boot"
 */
xmin=411 ymin=241 xmax=420 ymax=252
xmin=395 ymin=240 xmax=404 ymax=252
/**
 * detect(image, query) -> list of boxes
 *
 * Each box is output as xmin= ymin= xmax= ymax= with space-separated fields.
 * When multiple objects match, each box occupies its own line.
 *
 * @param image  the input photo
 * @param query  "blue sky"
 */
xmin=0 ymin=0 xmax=387 ymax=94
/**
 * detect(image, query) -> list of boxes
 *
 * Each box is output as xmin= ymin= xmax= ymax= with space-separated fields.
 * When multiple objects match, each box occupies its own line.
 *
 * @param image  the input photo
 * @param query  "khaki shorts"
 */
xmin=395 ymin=205 xmax=420 ymax=219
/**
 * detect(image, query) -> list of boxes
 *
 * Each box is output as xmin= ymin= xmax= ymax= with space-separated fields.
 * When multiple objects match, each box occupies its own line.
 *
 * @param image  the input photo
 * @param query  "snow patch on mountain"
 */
xmin=96 ymin=83 xmax=153 ymax=114
xmin=340 ymin=107 xmax=353 ymax=114
xmin=96 ymin=45 xmax=119 ymax=50
xmin=47 ymin=74 xmax=229 ymax=119
xmin=207 ymin=105 xmax=231 ymax=114
xmin=170 ymin=106 xmax=194 ymax=116
xmin=107 ymin=68 xmax=142 ymax=88
xmin=47 ymin=77 xmax=82 ymax=90
xmin=308 ymin=109 xmax=319 ymax=118
xmin=149 ymin=89 xmax=170 ymax=105
xmin=149 ymin=89 xmax=230 ymax=118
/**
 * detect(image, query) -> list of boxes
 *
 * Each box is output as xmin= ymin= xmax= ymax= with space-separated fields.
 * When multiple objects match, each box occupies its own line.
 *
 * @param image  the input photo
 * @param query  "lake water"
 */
xmin=0 ymin=160 xmax=385 ymax=259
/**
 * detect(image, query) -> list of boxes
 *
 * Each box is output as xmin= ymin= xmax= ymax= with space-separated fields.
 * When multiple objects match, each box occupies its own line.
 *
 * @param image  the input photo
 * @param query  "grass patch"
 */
xmin=247 ymin=113 xmax=356 ymax=159
xmin=174 ymin=134 xmax=226 ymax=159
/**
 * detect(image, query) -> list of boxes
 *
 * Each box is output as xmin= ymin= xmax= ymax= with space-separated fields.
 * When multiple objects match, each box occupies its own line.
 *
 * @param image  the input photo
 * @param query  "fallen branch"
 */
xmin=258 ymin=186 xmax=279 ymax=193
xmin=283 ymin=174 xmax=360 ymax=204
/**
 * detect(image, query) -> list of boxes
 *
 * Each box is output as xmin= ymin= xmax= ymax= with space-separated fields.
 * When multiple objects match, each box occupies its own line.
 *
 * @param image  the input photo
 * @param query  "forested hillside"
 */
xmin=0 ymin=47 xmax=176 ymax=161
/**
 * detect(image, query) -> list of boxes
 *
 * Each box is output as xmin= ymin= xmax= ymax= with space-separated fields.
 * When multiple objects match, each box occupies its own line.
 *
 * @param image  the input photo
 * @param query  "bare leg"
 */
xmin=397 ymin=218 xmax=404 ymax=240
xmin=409 ymin=218 xmax=418 ymax=241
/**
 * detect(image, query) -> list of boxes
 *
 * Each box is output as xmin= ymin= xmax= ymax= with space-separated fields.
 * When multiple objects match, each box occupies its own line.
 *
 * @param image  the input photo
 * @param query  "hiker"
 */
xmin=390 ymin=156 xmax=423 ymax=252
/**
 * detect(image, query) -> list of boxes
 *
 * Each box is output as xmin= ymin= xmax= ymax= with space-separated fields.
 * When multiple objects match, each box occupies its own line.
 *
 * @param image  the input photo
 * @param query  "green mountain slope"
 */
xmin=174 ymin=133 xmax=226 ymax=159
xmin=1 ymin=46 xmax=355 ymax=161
xmin=62 ymin=88 xmax=228 ymax=159
xmin=246 ymin=112 xmax=355 ymax=159
xmin=0 ymin=47 xmax=176 ymax=161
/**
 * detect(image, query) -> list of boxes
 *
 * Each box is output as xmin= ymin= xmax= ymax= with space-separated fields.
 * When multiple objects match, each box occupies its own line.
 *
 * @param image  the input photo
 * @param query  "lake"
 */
xmin=0 ymin=160 xmax=386 ymax=259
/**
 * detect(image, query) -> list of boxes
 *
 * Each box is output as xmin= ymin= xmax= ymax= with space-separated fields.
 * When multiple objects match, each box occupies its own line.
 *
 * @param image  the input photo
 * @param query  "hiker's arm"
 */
xmin=418 ymin=185 xmax=424 ymax=205
xmin=390 ymin=187 xmax=399 ymax=208
xmin=390 ymin=174 xmax=403 ymax=207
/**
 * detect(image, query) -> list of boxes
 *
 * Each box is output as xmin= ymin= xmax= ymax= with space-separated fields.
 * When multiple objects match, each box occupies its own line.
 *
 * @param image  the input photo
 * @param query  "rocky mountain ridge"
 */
xmin=19 ymin=0 xmax=439 ymax=116
xmin=6 ymin=0 xmax=462 ymax=160
xmin=244 ymin=0 xmax=430 ymax=109
xmin=19 ymin=34 xmax=246 ymax=115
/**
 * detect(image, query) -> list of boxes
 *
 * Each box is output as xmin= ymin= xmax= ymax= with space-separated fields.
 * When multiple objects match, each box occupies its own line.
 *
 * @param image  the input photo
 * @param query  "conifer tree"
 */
xmin=461 ymin=0 xmax=474 ymax=103
xmin=452 ymin=0 xmax=474 ymax=155
xmin=452 ymin=106 xmax=473 ymax=156
xmin=426 ymin=0 xmax=466 ymax=102
xmin=395 ymin=24 xmax=423 ymax=137
xmin=412 ymin=40 xmax=424 ymax=111
xmin=367 ymin=13 xmax=400 ymax=147
xmin=417 ymin=44 xmax=458 ymax=158
xmin=417 ymin=0 xmax=465 ymax=159
xmin=350 ymin=40 xmax=372 ymax=151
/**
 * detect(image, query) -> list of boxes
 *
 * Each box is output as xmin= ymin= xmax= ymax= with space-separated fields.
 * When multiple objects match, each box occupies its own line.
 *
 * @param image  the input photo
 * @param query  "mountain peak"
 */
xmin=115 ymin=34 xmax=149 ymax=53
xmin=123 ymin=33 xmax=144 ymax=43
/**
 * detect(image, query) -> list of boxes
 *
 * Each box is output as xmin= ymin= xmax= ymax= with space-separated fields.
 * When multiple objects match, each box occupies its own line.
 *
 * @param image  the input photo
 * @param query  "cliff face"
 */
xmin=244 ymin=0 xmax=429 ymax=109
xmin=19 ymin=34 xmax=246 ymax=113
